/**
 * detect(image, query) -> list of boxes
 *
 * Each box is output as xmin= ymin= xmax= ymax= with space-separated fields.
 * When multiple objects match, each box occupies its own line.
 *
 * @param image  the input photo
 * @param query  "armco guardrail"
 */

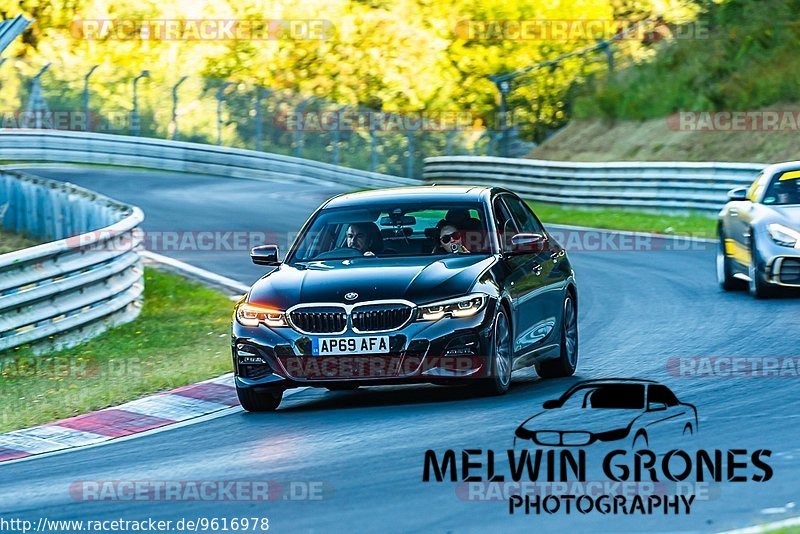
xmin=0 ymin=170 xmax=144 ymax=353
xmin=424 ymin=156 xmax=767 ymax=213
xmin=0 ymin=130 xmax=417 ymax=189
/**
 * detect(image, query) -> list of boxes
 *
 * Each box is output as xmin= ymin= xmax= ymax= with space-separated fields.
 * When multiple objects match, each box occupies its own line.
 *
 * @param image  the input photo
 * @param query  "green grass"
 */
xmin=0 ymin=229 xmax=39 ymax=254
xmin=575 ymin=0 xmax=800 ymax=121
xmin=527 ymin=201 xmax=717 ymax=238
xmin=0 ymin=268 xmax=234 ymax=432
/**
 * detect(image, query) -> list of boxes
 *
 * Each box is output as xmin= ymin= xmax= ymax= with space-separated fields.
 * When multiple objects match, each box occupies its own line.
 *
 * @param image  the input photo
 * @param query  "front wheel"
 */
xmin=237 ymin=387 xmax=283 ymax=412
xmin=473 ymin=309 xmax=513 ymax=396
xmin=537 ymin=294 xmax=578 ymax=378
xmin=749 ymin=238 xmax=776 ymax=299
xmin=717 ymin=232 xmax=745 ymax=291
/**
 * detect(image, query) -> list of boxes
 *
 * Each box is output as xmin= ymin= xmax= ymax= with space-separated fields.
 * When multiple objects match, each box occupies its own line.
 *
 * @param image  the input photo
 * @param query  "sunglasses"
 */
xmin=440 ymin=231 xmax=462 ymax=244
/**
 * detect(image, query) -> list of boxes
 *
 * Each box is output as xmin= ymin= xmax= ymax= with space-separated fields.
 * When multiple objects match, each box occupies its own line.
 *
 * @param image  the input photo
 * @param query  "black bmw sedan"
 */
xmin=232 ymin=186 xmax=578 ymax=411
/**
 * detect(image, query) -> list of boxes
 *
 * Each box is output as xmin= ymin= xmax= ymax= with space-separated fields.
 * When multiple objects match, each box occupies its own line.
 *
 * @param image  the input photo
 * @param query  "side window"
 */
xmin=648 ymin=385 xmax=679 ymax=407
xmin=503 ymin=195 xmax=545 ymax=234
xmin=493 ymin=198 xmax=517 ymax=250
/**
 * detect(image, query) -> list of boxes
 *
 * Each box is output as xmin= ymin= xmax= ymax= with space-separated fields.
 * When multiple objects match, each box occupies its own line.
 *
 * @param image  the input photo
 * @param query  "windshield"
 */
xmin=763 ymin=170 xmax=800 ymax=205
xmin=289 ymin=202 xmax=492 ymax=263
xmin=559 ymin=384 xmax=645 ymax=410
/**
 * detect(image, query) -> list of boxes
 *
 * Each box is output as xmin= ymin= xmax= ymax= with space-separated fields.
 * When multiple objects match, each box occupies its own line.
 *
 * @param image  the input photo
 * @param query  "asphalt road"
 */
xmin=2 ymin=165 xmax=799 ymax=533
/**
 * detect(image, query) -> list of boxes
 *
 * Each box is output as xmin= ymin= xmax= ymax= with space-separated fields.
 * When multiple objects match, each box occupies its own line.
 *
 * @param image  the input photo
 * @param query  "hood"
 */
xmin=769 ymin=205 xmax=800 ymax=227
xmin=517 ymin=406 xmax=641 ymax=435
xmin=248 ymin=255 xmax=496 ymax=309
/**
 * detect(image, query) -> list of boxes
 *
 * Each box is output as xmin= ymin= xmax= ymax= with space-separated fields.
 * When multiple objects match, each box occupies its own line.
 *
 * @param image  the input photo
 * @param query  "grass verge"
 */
xmin=527 ymin=201 xmax=717 ymax=238
xmin=0 ymin=229 xmax=39 ymax=254
xmin=0 ymin=268 xmax=234 ymax=433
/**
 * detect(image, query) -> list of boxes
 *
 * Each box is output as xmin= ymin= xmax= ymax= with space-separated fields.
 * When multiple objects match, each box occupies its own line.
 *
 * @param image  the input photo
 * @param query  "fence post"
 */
xmin=254 ymin=86 xmax=271 ymax=152
xmin=131 ymin=70 xmax=150 ymax=137
xmin=216 ymin=82 xmax=235 ymax=145
xmin=294 ymin=97 xmax=314 ymax=158
xmin=405 ymin=130 xmax=414 ymax=179
xmin=370 ymin=116 xmax=378 ymax=173
xmin=171 ymin=75 xmax=189 ymax=140
xmin=26 ymin=63 xmax=51 ymax=129
xmin=82 ymin=65 xmax=99 ymax=132
xmin=331 ymin=105 xmax=348 ymax=166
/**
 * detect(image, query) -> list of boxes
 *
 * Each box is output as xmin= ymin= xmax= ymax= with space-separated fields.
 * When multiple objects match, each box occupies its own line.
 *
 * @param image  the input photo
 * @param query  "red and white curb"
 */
xmin=0 ymin=253 xmax=305 ymax=465
xmin=0 ymin=374 xmax=240 ymax=463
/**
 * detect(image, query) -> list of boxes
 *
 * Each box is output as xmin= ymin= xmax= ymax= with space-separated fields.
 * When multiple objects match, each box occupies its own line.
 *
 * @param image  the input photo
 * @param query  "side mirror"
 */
xmin=542 ymin=399 xmax=560 ymax=409
xmin=251 ymin=245 xmax=280 ymax=266
xmin=727 ymin=187 xmax=748 ymax=201
xmin=648 ymin=402 xmax=667 ymax=412
xmin=508 ymin=233 xmax=546 ymax=255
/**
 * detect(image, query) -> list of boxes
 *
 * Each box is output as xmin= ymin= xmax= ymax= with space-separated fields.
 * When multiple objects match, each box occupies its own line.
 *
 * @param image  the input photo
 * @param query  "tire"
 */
xmin=537 ymin=294 xmax=578 ymax=379
xmin=473 ymin=309 xmax=513 ymax=396
xmin=717 ymin=231 xmax=745 ymax=291
xmin=236 ymin=386 xmax=283 ymax=412
xmin=325 ymin=384 xmax=359 ymax=392
xmin=748 ymin=237 xmax=776 ymax=299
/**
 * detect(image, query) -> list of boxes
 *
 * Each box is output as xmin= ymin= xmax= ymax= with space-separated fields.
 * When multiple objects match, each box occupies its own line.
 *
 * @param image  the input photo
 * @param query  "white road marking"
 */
xmin=718 ymin=514 xmax=800 ymax=533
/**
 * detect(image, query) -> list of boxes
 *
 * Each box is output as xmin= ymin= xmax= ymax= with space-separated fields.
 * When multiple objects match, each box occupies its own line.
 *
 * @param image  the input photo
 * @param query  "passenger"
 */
xmin=433 ymin=220 xmax=470 ymax=254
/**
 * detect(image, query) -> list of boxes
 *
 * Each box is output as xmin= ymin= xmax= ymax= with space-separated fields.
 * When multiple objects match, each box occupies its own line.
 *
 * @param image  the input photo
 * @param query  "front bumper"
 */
xmin=765 ymin=256 xmax=800 ymax=287
xmin=232 ymin=299 xmax=499 ymax=390
xmin=754 ymin=229 xmax=800 ymax=287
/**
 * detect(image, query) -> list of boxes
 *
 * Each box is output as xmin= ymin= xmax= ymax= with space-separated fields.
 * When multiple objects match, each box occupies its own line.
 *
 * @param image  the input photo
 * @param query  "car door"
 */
xmin=494 ymin=194 xmax=553 ymax=356
xmin=725 ymin=173 xmax=766 ymax=270
xmin=503 ymin=195 xmax=567 ymax=353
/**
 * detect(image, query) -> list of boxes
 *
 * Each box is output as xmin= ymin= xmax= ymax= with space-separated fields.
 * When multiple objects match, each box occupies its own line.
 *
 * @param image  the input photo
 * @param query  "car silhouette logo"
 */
xmin=514 ymin=378 xmax=698 ymax=449
xmin=344 ymin=292 xmax=359 ymax=301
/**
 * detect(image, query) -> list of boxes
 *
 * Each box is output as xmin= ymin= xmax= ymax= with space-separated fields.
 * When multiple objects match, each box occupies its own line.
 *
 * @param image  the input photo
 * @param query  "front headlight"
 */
xmin=236 ymin=303 xmax=287 ymax=328
xmin=767 ymin=223 xmax=800 ymax=248
xmin=417 ymin=294 xmax=487 ymax=321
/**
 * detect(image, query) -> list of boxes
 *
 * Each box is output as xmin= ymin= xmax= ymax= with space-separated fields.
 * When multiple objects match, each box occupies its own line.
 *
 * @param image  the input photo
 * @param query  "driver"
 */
xmin=346 ymin=222 xmax=382 ymax=255
xmin=433 ymin=221 xmax=470 ymax=254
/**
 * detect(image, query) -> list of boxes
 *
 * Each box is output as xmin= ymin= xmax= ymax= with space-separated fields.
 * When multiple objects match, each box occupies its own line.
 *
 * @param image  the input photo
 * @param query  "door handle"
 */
xmin=531 ymin=262 xmax=543 ymax=275
xmin=729 ymin=209 xmax=738 ymax=217
xmin=550 ymin=250 xmax=565 ymax=263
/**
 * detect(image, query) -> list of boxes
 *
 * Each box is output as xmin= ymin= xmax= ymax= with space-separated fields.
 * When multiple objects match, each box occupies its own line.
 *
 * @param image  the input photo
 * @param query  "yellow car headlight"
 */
xmin=236 ymin=303 xmax=287 ymax=328
xmin=417 ymin=294 xmax=487 ymax=321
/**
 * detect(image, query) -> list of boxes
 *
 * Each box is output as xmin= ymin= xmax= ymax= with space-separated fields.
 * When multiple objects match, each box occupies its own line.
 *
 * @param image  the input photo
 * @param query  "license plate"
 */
xmin=312 ymin=336 xmax=390 ymax=356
